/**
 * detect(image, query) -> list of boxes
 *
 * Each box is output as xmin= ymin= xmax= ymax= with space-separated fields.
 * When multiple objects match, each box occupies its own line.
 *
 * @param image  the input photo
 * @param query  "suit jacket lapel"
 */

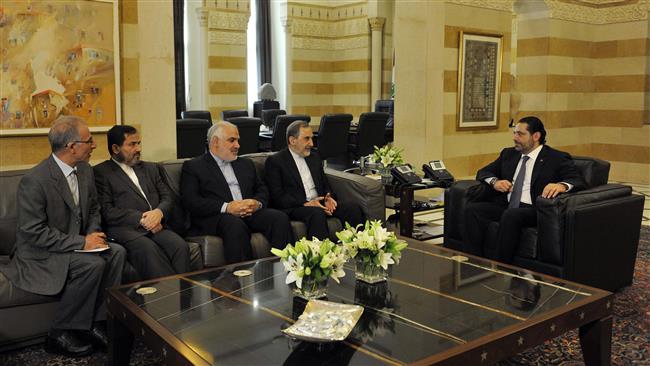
xmin=282 ymin=149 xmax=305 ymax=190
xmin=110 ymin=160 xmax=149 ymax=205
xmin=133 ymin=164 xmax=153 ymax=203
xmin=305 ymin=155 xmax=323 ymax=195
xmin=47 ymin=157 xmax=77 ymax=212
xmin=77 ymin=168 xmax=88 ymax=223
xmin=504 ymin=151 xmax=521 ymax=181
xmin=231 ymin=158 xmax=247 ymax=197
xmin=531 ymin=145 xmax=548 ymax=185
xmin=204 ymin=154 xmax=234 ymax=201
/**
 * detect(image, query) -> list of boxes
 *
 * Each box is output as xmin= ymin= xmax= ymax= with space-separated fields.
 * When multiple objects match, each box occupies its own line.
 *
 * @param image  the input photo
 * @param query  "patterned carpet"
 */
xmin=1 ymin=227 xmax=648 ymax=366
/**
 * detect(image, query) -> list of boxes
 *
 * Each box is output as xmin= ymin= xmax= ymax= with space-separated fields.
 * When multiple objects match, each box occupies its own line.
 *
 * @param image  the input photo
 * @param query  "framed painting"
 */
xmin=0 ymin=0 xmax=121 ymax=136
xmin=456 ymin=31 xmax=503 ymax=130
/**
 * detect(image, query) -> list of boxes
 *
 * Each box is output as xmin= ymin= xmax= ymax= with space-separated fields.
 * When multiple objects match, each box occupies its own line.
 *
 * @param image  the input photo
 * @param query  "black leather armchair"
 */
xmin=443 ymin=156 xmax=645 ymax=291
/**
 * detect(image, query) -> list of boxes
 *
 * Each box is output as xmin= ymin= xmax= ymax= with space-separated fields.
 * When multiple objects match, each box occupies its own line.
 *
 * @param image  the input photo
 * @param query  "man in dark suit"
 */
xmin=94 ymin=125 xmax=190 ymax=279
xmin=465 ymin=116 xmax=585 ymax=263
xmin=264 ymin=120 xmax=365 ymax=240
xmin=180 ymin=121 xmax=293 ymax=263
xmin=0 ymin=116 xmax=126 ymax=356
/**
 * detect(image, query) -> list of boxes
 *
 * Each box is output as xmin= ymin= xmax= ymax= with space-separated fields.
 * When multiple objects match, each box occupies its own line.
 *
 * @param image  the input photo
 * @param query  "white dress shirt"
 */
xmin=484 ymin=144 xmax=573 ymax=205
xmin=112 ymin=159 xmax=152 ymax=209
xmin=52 ymin=154 xmax=79 ymax=206
xmin=289 ymin=149 xmax=319 ymax=202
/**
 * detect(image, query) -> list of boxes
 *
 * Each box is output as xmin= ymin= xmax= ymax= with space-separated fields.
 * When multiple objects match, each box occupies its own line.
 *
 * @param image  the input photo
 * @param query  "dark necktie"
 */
xmin=509 ymin=155 xmax=530 ymax=208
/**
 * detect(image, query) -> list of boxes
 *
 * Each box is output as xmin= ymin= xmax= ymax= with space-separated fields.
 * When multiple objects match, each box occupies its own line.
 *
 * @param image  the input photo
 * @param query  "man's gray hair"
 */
xmin=48 ymin=115 xmax=85 ymax=152
xmin=286 ymin=120 xmax=310 ymax=143
xmin=207 ymin=121 xmax=237 ymax=142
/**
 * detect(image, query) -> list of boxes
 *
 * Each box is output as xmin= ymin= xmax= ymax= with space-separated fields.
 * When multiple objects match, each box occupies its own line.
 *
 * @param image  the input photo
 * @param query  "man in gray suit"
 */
xmin=1 ymin=116 xmax=126 ymax=356
xmin=94 ymin=125 xmax=190 ymax=279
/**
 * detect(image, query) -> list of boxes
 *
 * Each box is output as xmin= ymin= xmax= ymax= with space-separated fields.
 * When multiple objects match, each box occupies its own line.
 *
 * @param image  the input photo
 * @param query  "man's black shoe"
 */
xmin=86 ymin=322 xmax=109 ymax=350
xmin=45 ymin=329 xmax=93 ymax=357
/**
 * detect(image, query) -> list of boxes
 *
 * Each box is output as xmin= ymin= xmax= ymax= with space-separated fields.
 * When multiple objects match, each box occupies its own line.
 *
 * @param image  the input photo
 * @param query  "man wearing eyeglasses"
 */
xmin=0 ymin=116 xmax=126 ymax=356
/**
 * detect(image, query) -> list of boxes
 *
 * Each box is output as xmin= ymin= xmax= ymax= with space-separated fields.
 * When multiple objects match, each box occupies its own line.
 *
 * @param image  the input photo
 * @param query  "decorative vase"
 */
xmin=293 ymin=276 xmax=328 ymax=299
xmin=355 ymin=257 xmax=388 ymax=284
xmin=379 ymin=167 xmax=393 ymax=185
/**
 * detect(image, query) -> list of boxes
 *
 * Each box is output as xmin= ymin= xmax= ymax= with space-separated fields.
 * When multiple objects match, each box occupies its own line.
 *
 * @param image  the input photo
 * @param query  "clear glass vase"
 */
xmin=355 ymin=257 xmax=388 ymax=284
xmin=379 ymin=167 xmax=393 ymax=185
xmin=293 ymin=275 xmax=328 ymax=300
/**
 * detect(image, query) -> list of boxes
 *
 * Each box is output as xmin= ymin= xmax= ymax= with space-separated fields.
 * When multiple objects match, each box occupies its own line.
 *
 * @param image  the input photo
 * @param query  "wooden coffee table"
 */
xmin=107 ymin=239 xmax=613 ymax=365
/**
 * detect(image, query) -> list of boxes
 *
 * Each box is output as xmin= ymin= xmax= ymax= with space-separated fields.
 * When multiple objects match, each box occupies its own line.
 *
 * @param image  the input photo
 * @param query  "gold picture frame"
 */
xmin=456 ymin=31 xmax=503 ymax=130
xmin=0 ymin=0 xmax=121 ymax=136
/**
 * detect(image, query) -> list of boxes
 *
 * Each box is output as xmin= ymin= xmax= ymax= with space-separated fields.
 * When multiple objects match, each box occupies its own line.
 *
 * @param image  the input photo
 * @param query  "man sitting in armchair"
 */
xmin=464 ymin=116 xmax=585 ymax=263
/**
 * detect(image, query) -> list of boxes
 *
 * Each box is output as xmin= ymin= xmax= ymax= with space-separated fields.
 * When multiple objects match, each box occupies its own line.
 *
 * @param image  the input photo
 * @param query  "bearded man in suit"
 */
xmin=0 ymin=116 xmax=126 ymax=356
xmin=464 ymin=116 xmax=585 ymax=263
xmin=94 ymin=125 xmax=190 ymax=280
xmin=180 ymin=121 xmax=293 ymax=263
xmin=264 ymin=120 xmax=365 ymax=240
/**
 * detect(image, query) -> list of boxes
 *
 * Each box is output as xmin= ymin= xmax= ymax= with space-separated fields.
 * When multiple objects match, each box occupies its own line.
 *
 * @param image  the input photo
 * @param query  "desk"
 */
xmin=108 ymin=240 xmax=613 ymax=365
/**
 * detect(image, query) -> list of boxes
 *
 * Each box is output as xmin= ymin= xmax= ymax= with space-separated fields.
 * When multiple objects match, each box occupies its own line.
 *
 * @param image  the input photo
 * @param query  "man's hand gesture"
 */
xmin=83 ymin=232 xmax=108 ymax=250
xmin=141 ymin=208 xmax=163 ymax=232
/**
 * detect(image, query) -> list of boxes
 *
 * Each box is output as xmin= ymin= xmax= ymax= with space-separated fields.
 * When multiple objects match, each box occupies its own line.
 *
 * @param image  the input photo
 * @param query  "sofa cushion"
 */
xmin=186 ymin=236 xmax=226 ymax=267
xmin=0 ymin=271 xmax=57 ymax=308
xmin=291 ymin=218 xmax=343 ymax=242
xmin=0 ymin=170 xmax=24 ymax=257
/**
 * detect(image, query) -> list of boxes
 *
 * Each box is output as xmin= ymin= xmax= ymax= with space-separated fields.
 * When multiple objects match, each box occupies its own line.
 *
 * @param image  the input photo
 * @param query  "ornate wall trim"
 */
xmin=546 ymin=0 xmax=650 ymax=23
xmin=292 ymin=35 xmax=369 ymax=50
xmin=446 ymin=0 xmax=515 ymax=12
xmin=208 ymin=11 xmax=250 ymax=31
xmin=287 ymin=1 xmax=367 ymax=21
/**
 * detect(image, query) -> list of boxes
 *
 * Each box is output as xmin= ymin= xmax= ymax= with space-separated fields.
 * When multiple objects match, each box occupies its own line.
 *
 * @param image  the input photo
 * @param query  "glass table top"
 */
xmin=118 ymin=242 xmax=602 ymax=365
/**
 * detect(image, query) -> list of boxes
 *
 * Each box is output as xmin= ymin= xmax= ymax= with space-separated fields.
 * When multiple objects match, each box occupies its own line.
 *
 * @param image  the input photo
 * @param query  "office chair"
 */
xmin=271 ymin=114 xmax=311 ymax=152
xmin=222 ymin=109 xmax=248 ymax=121
xmin=181 ymin=110 xmax=212 ymax=123
xmin=349 ymin=112 xmax=389 ymax=159
xmin=176 ymin=118 xmax=212 ymax=158
xmin=253 ymin=100 xmax=280 ymax=118
xmin=314 ymin=113 xmax=353 ymax=165
xmin=375 ymin=100 xmax=394 ymax=142
xmin=228 ymin=117 xmax=262 ymax=155
xmin=261 ymin=109 xmax=286 ymax=130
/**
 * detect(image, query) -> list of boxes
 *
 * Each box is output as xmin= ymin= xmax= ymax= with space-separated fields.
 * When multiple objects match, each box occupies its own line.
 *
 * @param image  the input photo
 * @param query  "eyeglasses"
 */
xmin=73 ymin=137 xmax=94 ymax=145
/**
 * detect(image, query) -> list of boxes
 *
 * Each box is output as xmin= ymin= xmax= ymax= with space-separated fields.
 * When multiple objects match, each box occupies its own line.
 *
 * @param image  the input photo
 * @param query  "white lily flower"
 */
xmin=378 ymin=251 xmax=395 ymax=270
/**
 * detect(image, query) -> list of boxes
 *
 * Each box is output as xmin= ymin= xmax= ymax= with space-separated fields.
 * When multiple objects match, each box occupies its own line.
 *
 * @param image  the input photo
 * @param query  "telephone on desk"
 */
xmin=391 ymin=164 xmax=422 ymax=185
xmin=422 ymin=160 xmax=455 ymax=187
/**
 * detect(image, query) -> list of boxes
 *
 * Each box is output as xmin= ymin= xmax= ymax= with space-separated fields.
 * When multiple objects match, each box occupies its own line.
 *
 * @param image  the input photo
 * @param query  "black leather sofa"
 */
xmin=443 ymin=156 xmax=645 ymax=292
xmin=0 ymin=152 xmax=384 ymax=351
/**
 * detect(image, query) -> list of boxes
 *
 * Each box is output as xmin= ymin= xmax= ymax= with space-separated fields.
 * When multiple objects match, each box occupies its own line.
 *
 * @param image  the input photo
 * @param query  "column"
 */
xmin=194 ymin=7 xmax=209 ymax=109
xmin=368 ymin=17 xmax=385 ymax=105
xmin=282 ymin=17 xmax=293 ymax=113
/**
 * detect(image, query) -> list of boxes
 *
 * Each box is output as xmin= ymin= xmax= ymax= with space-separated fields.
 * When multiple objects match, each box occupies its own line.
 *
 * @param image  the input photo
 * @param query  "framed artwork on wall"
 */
xmin=456 ymin=31 xmax=503 ymax=130
xmin=0 ymin=0 xmax=121 ymax=136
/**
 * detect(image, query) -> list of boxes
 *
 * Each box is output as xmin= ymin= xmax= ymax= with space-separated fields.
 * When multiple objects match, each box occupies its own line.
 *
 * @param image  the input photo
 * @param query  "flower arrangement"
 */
xmin=369 ymin=145 xmax=404 ymax=168
xmin=271 ymin=237 xmax=347 ymax=298
xmin=337 ymin=220 xmax=408 ymax=283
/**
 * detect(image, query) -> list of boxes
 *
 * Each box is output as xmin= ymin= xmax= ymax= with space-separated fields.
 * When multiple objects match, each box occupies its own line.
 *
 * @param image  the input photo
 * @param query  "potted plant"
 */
xmin=271 ymin=237 xmax=347 ymax=299
xmin=337 ymin=220 xmax=408 ymax=283
xmin=369 ymin=145 xmax=404 ymax=184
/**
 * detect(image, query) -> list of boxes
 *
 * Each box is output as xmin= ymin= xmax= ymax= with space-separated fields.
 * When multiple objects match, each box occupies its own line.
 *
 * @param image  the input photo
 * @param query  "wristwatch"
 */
xmin=489 ymin=177 xmax=498 ymax=186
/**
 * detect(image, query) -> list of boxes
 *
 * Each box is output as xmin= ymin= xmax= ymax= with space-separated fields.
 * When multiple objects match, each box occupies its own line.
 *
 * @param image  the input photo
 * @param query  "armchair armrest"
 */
xmin=535 ymin=184 xmax=635 ymax=266
xmin=443 ymin=180 xmax=482 ymax=248
xmin=325 ymin=169 xmax=385 ymax=221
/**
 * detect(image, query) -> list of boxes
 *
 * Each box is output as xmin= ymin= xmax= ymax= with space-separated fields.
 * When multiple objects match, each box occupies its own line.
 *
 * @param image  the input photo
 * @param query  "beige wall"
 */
xmin=0 ymin=0 xmax=177 ymax=169
xmin=394 ymin=0 xmax=650 ymax=184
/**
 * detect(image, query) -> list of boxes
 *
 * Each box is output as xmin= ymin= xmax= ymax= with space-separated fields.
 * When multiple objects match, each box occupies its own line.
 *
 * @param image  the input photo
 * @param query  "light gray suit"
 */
xmin=2 ymin=155 xmax=126 ymax=330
